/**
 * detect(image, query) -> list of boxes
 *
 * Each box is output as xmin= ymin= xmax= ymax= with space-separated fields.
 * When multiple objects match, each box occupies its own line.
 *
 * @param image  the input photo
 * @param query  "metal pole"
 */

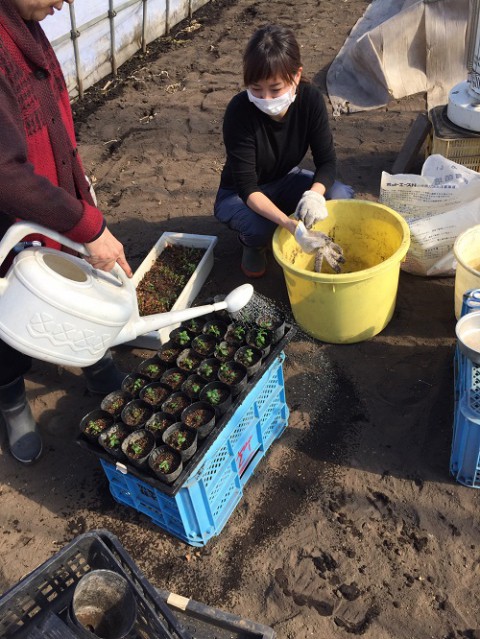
xmin=69 ymin=3 xmax=83 ymax=98
xmin=142 ymin=0 xmax=147 ymax=53
xmin=466 ymin=0 xmax=480 ymax=94
xmin=109 ymin=0 xmax=118 ymax=76
xmin=165 ymin=0 xmax=170 ymax=35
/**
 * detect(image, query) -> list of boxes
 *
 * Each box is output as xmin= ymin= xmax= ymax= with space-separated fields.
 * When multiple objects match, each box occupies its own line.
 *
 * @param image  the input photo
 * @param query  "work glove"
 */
xmin=294 ymin=191 xmax=328 ymax=229
xmin=294 ymin=222 xmax=345 ymax=273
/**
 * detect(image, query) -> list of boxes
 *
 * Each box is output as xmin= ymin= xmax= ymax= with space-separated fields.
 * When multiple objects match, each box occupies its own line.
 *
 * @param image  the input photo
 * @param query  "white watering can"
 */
xmin=0 ymin=222 xmax=254 ymax=367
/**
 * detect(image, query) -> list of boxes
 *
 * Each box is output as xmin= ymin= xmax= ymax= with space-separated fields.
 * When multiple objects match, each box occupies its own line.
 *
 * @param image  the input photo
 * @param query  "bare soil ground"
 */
xmin=1 ymin=0 xmax=479 ymax=638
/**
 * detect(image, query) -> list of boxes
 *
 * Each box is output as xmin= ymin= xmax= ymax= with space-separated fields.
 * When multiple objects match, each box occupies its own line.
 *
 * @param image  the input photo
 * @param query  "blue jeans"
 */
xmin=214 ymin=167 xmax=354 ymax=247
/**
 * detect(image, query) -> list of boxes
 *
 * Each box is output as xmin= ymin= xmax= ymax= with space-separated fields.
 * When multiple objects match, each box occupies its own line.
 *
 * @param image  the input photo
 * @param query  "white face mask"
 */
xmin=247 ymin=86 xmax=296 ymax=117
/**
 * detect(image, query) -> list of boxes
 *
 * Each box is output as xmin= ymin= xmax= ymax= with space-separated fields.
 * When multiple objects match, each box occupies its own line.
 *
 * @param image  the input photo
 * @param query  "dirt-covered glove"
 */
xmin=314 ymin=243 xmax=346 ymax=274
xmin=295 ymin=222 xmax=345 ymax=273
xmin=294 ymin=191 xmax=328 ymax=229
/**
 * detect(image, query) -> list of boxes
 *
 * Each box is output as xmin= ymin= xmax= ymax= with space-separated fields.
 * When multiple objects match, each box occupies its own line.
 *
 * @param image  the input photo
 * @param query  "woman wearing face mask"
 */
xmin=214 ymin=24 xmax=353 ymax=278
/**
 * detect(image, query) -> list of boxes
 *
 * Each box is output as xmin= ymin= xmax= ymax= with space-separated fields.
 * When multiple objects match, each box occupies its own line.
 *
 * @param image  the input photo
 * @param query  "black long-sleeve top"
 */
xmin=219 ymin=81 xmax=337 ymax=203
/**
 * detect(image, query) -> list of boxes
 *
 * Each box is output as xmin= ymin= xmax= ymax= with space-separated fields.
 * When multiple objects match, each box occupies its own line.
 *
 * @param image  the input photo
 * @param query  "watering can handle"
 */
xmin=0 ymin=221 xmax=135 ymax=293
xmin=0 ymin=221 xmax=89 ymax=269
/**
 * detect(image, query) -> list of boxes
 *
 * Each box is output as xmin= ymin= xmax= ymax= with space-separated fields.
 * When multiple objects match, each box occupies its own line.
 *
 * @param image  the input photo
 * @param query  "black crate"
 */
xmin=0 ymin=530 xmax=275 ymax=639
xmin=0 ymin=530 xmax=190 ymax=639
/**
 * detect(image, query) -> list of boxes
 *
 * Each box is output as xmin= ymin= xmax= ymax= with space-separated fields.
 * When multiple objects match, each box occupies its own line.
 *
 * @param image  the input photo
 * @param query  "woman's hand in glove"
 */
xmin=294 ymin=221 xmax=330 ymax=253
xmin=294 ymin=222 xmax=345 ymax=273
xmin=294 ymin=191 xmax=328 ymax=229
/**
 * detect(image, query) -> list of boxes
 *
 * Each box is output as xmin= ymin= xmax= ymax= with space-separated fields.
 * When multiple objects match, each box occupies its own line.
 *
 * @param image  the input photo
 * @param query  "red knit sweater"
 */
xmin=0 ymin=3 xmax=104 ymax=246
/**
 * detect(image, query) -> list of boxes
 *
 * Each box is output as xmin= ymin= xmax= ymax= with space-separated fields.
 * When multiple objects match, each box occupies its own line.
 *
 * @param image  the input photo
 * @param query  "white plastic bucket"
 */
xmin=453 ymin=224 xmax=480 ymax=319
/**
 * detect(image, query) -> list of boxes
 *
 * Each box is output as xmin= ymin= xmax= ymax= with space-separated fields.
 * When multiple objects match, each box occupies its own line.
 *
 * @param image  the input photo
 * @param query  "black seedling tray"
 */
xmin=77 ymin=324 xmax=295 ymax=497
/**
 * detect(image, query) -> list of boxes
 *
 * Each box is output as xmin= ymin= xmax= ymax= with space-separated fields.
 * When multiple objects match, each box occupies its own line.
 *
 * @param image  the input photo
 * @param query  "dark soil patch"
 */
xmin=136 ymin=244 xmax=206 ymax=315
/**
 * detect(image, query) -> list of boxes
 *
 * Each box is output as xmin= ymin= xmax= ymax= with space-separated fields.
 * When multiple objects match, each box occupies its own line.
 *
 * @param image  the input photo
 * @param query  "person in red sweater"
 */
xmin=0 ymin=0 xmax=133 ymax=464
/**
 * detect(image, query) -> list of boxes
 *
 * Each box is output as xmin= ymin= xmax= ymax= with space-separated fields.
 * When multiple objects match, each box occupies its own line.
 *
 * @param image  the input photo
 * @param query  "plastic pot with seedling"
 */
xmin=144 ymin=411 xmax=175 ymax=442
xmin=255 ymin=311 xmax=286 ymax=344
xmin=202 ymin=319 xmax=228 ymax=340
xmin=80 ymin=409 xmax=114 ymax=444
xmin=139 ymin=382 xmax=171 ymax=409
xmin=121 ymin=429 xmax=156 ymax=469
xmin=191 ymin=334 xmax=217 ymax=358
xmin=214 ymin=340 xmax=236 ymax=363
xmin=176 ymin=348 xmax=203 ymax=372
xmin=246 ymin=326 xmax=273 ymax=358
xmin=121 ymin=373 xmax=150 ymax=398
xmin=99 ymin=423 xmax=130 ymax=460
xmin=182 ymin=317 xmax=205 ymax=335
xmin=225 ymin=322 xmax=248 ymax=346
xmin=169 ymin=327 xmax=193 ymax=348
xmin=181 ymin=401 xmax=216 ymax=439
xmin=181 ymin=374 xmax=206 ymax=400
xmin=161 ymin=391 xmax=191 ymax=420
xmin=234 ymin=345 xmax=263 ymax=377
xmin=160 ymin=367 xmax=188 ymax=391
xmin=197 ymin=358 xmax=220 ymax=383
xmin=162 ymin=423 xmax=198 ymax=462
xmin=136 ymin=357 xmax=166 ymax=381
xmin=217 ymin=361 xmax=248 ymax=397
xmin=148 ymin=445 xmax=183 ymax=483
xmin=100 ymin=390 xmax=132 ymax=419
xmin=199 ymin=381 xmax=232 ymax=417
xmin=120 ymin=399 xmax=153 ymax=430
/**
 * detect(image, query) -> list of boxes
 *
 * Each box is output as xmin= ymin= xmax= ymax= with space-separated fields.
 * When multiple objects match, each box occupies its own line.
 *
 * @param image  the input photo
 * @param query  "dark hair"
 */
xmin=243 ymin=25 xmax=302 ymax=86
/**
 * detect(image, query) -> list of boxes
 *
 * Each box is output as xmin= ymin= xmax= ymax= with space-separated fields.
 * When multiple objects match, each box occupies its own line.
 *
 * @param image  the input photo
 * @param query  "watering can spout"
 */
xmin=112 ymin=283 xmax=255 ymax=347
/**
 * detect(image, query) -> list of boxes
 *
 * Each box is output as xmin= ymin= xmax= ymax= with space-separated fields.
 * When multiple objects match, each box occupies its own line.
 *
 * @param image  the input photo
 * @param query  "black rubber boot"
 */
xmin=0 ymin=376 xmax=42 ymax=464
xmin=82 ymin=350 xmax=127 ymax=396
xmin=240 ymin=243 xmax=267 ymax=278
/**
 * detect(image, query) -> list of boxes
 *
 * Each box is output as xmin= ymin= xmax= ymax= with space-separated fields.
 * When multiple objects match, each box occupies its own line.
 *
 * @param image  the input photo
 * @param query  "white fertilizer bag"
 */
xmin=380 ymin=155 xmax=480 ymax=277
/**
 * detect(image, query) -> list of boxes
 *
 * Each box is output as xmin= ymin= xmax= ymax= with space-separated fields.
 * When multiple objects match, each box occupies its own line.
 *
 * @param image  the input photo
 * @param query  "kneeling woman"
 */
xmin=214 ymin=24 xmax=353 ymax=278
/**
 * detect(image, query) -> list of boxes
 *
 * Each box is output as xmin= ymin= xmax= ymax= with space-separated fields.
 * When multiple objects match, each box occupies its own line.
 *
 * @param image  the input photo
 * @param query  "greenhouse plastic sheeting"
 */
xmin=326 ymin=0 xmax=469 ymax=114
xmin=42 ymin=0 xmax=209 ymax=98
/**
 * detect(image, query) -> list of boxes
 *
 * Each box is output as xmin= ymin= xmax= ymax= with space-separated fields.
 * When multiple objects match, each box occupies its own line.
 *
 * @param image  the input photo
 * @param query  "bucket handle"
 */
xmin=0 ymin=221 xmax=89 ymax=269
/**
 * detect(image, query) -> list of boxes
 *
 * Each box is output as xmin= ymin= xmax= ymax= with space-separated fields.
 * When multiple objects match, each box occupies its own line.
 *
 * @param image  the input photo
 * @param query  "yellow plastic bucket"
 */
xmin=272 ymin=200 xmax=410 ymax=343
xmin=453 ymin=224 xmax=480 ymax=319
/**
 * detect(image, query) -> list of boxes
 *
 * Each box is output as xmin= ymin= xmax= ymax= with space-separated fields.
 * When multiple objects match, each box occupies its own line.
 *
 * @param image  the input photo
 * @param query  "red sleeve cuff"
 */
xmin=64 ymin=202 xmax=105 ymax=244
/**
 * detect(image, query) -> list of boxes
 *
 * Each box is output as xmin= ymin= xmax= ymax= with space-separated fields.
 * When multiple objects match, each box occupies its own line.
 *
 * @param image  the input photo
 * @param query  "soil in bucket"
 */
xmin=272 ymin=200 xmax=410 ymax=343
xmin=69 ymin=569 xmax=137 ymax=639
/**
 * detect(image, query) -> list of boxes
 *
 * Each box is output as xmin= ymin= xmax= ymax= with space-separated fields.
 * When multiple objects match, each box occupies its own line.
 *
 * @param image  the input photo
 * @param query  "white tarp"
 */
xmin=42 ymin=0 xmax=209 ymax=98
xmin=326 ymin=0 xmax=469 ymax=115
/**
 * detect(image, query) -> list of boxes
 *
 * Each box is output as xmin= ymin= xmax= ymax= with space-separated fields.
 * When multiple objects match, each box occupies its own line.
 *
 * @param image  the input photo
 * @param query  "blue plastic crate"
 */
xmin=100 ymin=353 xmax=289 ymax=546
xmin=454 ymin=347 xmax=480 ymax=396
xmin=451 ymin=290 xmax=480 ymax=488
xmin=460 ymin=288 xmax=480 ymax=318
xmin=450 ymin=390 xmax=480 ymax=488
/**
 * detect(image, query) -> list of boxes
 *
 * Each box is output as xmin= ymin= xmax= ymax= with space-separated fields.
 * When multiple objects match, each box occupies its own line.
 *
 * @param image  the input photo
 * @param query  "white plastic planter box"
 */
xmin=127 ymin=232 xmax=217 ymax=349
